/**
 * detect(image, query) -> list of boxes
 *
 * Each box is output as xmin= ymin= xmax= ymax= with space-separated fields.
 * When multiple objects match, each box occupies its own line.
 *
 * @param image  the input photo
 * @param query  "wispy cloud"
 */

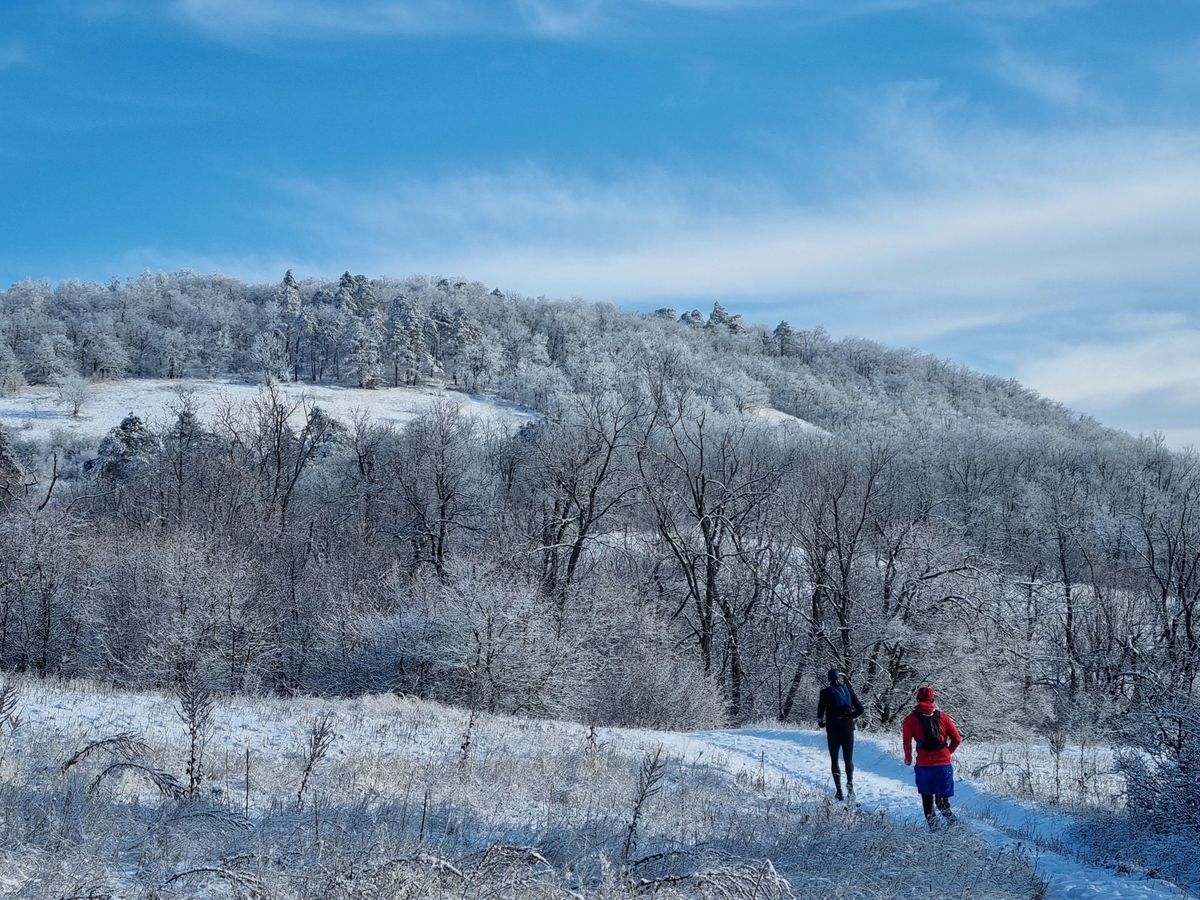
xmin=516 ymin=0 xmax=605 ymax=35
xmin=1017 ymin=323 xmax=1200 ymax=446
xmin=262 ymin=123 xmax=1200 ymax=313
xmin=0 ymin=41 xmax=30 ymax=70
xmin=990 ymin=47 xmax=1095 ymax=109
xmin=168 ymin=0 xmax=494 ymax=39
xmin=76 ymin=0 xmax=1097 ymax=42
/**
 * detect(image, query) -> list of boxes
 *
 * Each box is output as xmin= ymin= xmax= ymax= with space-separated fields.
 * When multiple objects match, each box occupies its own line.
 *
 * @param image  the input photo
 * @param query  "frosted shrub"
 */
xmin=406 ymin=568 xmax=596 ymax=719
xmin=596 ymin=636 xmax=727 ymax=731
xmin=1080 ymin=698 xmax=1200 ymax=891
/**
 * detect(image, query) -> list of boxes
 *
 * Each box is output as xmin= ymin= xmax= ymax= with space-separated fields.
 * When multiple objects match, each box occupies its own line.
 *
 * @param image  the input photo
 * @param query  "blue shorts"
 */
xmin=914 ymin=763 xmax=954 ymax=797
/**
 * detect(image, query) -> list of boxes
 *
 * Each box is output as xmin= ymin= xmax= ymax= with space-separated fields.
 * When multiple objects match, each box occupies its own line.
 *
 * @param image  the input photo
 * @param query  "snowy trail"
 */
xmin=688 ymin=728 xmax=1189 ymax=900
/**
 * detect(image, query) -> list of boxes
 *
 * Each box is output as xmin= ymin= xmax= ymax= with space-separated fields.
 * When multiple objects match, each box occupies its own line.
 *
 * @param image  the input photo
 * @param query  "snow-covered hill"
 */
xmin=0 ymin=378 xmax=534 ymax=445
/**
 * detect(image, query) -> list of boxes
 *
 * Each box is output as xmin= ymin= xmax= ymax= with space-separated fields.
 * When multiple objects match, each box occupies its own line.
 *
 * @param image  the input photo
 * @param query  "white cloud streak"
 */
xmin=169 ymin=0 xmax=493 ymax=38
xmin=0 ymin=42 xmax=30 ymax=70
xmin=1017 ymin=326 xmax=1200 ymax=447
xmin=269 ymin=126 xmax=1200 ymax=311
xmin=990 ymin=48 xmax=1095 ymax=109
xmin=150 ymin=0 xmax=1094 ymax=41
xmin=516 ymin=0 xmax=604 ymax=35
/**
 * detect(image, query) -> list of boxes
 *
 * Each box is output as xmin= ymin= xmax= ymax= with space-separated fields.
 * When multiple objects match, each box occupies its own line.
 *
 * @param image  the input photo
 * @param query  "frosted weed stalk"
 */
xmin=296 ymin=711 xmax=336 ymax=811
xmin=176 ymin=675 xmax=216 ymax=798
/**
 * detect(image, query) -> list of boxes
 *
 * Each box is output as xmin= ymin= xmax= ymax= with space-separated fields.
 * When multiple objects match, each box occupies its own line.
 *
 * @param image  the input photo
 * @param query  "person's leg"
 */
xmin=935 ymin=795 xmax=955 ymax=821
xmin=921 ymin=794 xmax=936 ymax=829
xmin=827 ymin=727 xmax=843 ymax=800
xmin=843 ymin=728 xmax=855 ymax=795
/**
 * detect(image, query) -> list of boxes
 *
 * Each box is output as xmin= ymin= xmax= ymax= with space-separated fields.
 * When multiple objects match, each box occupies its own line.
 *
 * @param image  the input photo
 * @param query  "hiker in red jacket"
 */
xmin=901 ymin=686 xmax=962 ymax=830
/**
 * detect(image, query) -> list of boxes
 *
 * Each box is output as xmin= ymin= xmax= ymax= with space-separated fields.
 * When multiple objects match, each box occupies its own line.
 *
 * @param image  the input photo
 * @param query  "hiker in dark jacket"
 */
xmin=817 ymin=668 xmax=864 ymax=800
xmin=902 ymin=685 xmax=963 ymax=829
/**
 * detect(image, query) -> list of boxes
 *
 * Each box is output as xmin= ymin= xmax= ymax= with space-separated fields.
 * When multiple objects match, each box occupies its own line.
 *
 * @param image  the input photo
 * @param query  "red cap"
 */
xmin=916 ymin=686 xmax=935 ymax=702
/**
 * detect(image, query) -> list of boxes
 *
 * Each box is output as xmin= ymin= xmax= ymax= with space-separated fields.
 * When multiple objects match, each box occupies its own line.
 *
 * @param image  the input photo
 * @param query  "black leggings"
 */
xmin=922 ymin=795 xmax=953 ymax=816
xmin=826 ymin=720 xmax=854 ymax=780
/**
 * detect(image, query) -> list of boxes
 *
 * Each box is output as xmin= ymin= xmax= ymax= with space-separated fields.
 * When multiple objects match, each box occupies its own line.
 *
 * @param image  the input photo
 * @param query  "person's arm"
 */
xmin=902 ymin=715 xmax=914 ymax=765
xmin=944 ymin=714 xmax=962 ymax=755
xmin=816 ymin=689 xmax=827 ymax=727
xmin=850 ymin=688 xmax=865 ymax=719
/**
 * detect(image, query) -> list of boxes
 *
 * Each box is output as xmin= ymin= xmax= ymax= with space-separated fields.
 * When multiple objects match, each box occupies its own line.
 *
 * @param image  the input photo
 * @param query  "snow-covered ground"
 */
xmin=0 ymin=678 xmax=1190 ymax=897
xmin=0 ymin=678 xmax=1045 ymax=898
xmin=750 ymin=405 xmax=829 ymax=435
xmin=672 ymin=727 xmax=1188 ymax=900
xmin=0 ymin=378 xmax=534 ymax=445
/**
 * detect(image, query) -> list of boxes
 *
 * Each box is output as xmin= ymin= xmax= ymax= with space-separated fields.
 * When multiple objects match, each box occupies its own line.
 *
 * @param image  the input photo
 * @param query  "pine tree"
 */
xmin=385 ymin=297 xmax=430 ymax=387
xmin=446 ymin=308 xmax=480 ymax=387
xmin=277 ymin=270 xmax=303 ymax=381
xmin=311 ymin=289 xmax=340 ymax=381
xmin=384 ymin=296 xmax=409 ymax=387
xmin=95 ymin=414 xmax=158 ymax=482
xmin=429 ymin=302 xmax=452 ymax=371
xmin=403 ymin=304 xmax=430 ymax=386
xmin=773 ymin=321 xmax=798 ymax=357
xmin=332 ymin=272 xmax=358 ymax=318
xmin=352 ymin=275 xmax=376 ymax=320
xmin=297 ymin=303 xmax=320 ymax=382
xmin=707 ymin=302 xmax=732 ymax=329
xmin=345 ymin=309 xmax=382 ymax=389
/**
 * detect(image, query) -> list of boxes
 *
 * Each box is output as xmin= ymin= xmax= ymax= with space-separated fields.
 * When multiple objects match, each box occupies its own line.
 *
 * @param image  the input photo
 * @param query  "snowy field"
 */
xmin=751 ymin=405 xmax=830 ymax=436
xmin=0 ymin=678 xmax=1189 ymax=898
xmin=0 ymin=677 xmax=1046 ymax=899
xmin=0 ymin=378 xmax=825 ymax=450
xmin=0 ymin=378 xmax=534 ymax=446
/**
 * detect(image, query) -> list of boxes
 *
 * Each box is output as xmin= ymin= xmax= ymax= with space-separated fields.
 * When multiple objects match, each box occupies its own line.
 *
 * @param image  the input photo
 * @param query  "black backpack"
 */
xmin=917 ymin=711 xmax=947 ymax=750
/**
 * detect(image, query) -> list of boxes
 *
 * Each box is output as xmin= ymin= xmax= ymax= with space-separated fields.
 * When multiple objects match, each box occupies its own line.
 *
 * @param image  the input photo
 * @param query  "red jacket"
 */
xmin=902 ymin=701 xmax=962 ymax=766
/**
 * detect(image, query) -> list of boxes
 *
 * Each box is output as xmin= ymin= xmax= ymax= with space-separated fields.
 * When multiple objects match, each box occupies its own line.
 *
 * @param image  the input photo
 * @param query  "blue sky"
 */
xmin=1 ymin=0 xmax=1199 ymax=442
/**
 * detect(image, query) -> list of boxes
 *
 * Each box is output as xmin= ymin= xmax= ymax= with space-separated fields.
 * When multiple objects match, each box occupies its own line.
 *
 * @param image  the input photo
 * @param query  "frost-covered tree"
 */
xmin=89 ymin=330 xmax=131 ymax=379
xmin=250 ymin=332 xmax=288 ymax=384
xmin=54 ymin=373 xmax=90 ymax=417
xmin=384 ymin=296 xmax=429 ymax=387
xmin=95 ymin=414 xmax=159 ymax=483
xmin=0 ymin=341 xmax=26 ymax=394
xmin=332 ymin=271 xmax=358 ymax=319
xmin=0 ymin=427 xmax=23 ymax=507
xmin=772 ymin=321 xmax=798 ymax=357
xmin=276 ymin=269 xmax=303 ymax=380
xmin=445 ymin=308 xmax=481 ymax=387
xmin=352 ymin=274 xmax=376 ymax=318
xmin=29 ymin=334 xmax=69 ymax=382
xmin=344 ymin=310 xmax=382 ymax=389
